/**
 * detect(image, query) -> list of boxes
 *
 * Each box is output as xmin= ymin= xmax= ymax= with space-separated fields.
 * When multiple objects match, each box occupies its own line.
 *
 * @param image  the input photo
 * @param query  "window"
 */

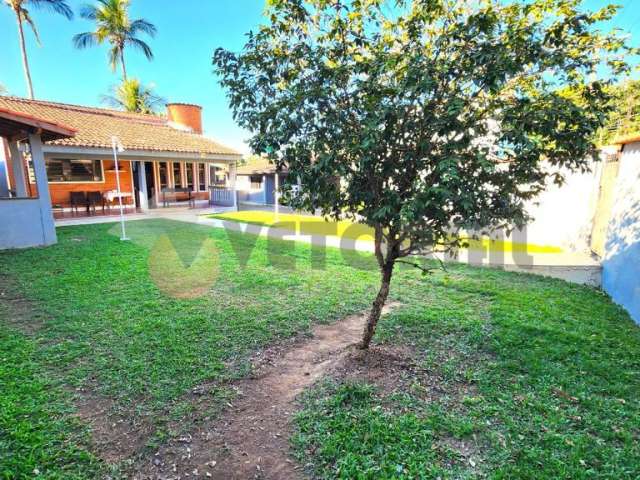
xmin=45 ymin=159 xmax=103 ymax=182
xmin=198 ymin=163 xmax=206 ymax=191
xmin=209 ymin=165 xmax=226 ymax=186
xmin=250 ymin=175 xmax=263 ymax=190
xmin=185 ymin=163 xmax=194 ymax=190
xmin=159 ymin=162 xmax=168 ymax=189
xmin=173 ymin=162 xmax=182 ymax=187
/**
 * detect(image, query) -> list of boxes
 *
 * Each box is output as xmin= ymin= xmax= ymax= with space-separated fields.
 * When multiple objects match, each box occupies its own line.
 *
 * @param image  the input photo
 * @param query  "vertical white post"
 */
xmin=274 ymin=171 xmax=280 ymax=220
xmin=228 ymin=160 xmax=238 ymax=210
xmin=137 ymin=161 xmax=149 ymax=211
xmin=112 ymin=136 xmax=129 ymax=241
xmin=7 ymin=140 xmax=28 ymax=197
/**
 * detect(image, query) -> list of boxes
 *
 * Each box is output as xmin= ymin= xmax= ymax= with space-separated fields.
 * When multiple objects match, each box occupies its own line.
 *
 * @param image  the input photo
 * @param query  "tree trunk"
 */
xmin=359 ymin=261 xmax=394 ymax=349
xmin=16 ymin=15 xmax=34 ymax=99
xmin=120 ymin=49 xmax=128 ymax=81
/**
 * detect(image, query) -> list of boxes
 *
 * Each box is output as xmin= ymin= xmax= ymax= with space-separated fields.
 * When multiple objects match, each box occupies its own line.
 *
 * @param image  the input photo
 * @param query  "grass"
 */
xmin=209 ymin=210 xmax=563 ymax=253
xmin=0 ymin=218 xmax=637 ymax=478
xmin=293 ymin=266 xmax=640 ymax=479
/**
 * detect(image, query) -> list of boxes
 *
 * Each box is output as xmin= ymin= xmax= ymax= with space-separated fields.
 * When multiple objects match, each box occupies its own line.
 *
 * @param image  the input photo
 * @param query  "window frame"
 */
xmin=45 ymin=158 xmax=105 ymax=184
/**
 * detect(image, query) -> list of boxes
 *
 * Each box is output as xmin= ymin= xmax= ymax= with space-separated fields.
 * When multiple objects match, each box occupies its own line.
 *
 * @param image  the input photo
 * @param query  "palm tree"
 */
xmin=73 ymin=0 xmax=156 ymax=80
xmin=101 ymin=78 xmax=164 ymax=114
xmin=4 ymin=0 xmax=73 ymax=99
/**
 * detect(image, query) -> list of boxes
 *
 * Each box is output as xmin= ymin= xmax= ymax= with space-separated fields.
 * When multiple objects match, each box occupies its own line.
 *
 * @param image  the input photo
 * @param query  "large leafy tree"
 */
xmin=599 ymin=79 xmax=640 ymax=144
xmin=101 ymin=77 xmax=164 ymax=114
xmin=214 ymin=0 xmax=633 ymax=349
xmin=73 ymin=0 xmax=156 ymax=80
xmin=4 ymin=0 xmax=73 ymax=99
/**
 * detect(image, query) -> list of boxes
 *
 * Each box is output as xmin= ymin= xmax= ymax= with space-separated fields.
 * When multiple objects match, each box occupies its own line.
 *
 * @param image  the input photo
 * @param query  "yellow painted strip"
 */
xmin=208 ymin=210 xmax=563 ymax=254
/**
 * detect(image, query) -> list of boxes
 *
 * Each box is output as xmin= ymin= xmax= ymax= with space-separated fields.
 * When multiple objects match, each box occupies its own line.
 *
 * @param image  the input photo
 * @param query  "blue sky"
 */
xmin=1 ymin=0 xmax=639 ymax=154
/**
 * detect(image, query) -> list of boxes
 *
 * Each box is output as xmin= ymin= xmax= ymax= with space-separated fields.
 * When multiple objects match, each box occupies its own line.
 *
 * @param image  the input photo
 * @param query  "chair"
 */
xmin=70 ymin=191 xmax=88 ymax=215
xmin=86 ymin=191 xmax=104 ymax=215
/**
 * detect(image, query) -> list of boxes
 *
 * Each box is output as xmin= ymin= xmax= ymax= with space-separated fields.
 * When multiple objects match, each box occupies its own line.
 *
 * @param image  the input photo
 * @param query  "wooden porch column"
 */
xmin=7 ymin=140 xmax=28 ymax=197
xmin=28 ymin=133 xmax=57 ymax=245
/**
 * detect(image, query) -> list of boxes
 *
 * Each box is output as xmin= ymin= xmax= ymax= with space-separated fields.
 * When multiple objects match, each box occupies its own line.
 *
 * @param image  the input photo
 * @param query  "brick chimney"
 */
xmin=166 ymin=103 xmax=203 ymax=134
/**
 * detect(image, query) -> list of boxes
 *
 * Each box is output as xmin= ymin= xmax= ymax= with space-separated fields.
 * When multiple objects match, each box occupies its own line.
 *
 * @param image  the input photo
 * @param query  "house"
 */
xmin=0 ymin=96 xmax=242 ymax=219
xmin=236 ymin=157 xmax=287 ymax=206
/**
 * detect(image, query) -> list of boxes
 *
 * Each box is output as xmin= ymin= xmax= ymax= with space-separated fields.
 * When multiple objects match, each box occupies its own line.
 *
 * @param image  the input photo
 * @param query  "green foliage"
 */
xmin=73 ymin=0 xmax=156 ymax=79
xmin=101 ymin=77 xmax=165 ymax=113
xmin=598 ymin=79 xmax=640 ymax=144
xmin=214 ymin=0 xmax=635 ymax=263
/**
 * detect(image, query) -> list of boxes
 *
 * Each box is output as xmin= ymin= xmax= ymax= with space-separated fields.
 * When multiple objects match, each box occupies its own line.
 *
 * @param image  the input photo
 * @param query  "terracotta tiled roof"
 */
xmin=0 ymin=96 xmax=241 ymax=157
xmin=237 ymin=157 xmax=286 ymax=175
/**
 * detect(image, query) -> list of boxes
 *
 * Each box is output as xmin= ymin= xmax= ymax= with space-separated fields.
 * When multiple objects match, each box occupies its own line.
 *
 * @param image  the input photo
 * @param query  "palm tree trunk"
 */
xmin=120 ymin=49 xmax=128 ymax=81
xmin=16 ymin=14 xmax=35 ymax=99
xmin=359 ymin=260 xmax=394 ymax=349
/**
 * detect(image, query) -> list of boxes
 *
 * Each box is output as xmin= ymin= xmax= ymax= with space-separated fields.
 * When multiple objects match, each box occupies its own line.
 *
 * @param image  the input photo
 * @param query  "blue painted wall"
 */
xmin=0 ymin=198 xmax=57 ymax=249
xmin=602 ymin=141 xmax=640 ymax=324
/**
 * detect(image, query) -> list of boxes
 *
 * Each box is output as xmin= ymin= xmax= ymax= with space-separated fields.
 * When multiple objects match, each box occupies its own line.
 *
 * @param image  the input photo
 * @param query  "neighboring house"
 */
xmin=236 ymin=157 xmax=288 ymax=205
xmin=599 ymin=134 xmax=640 ymax=323
xmin=0 ymin=96 xmax=242 ymax=214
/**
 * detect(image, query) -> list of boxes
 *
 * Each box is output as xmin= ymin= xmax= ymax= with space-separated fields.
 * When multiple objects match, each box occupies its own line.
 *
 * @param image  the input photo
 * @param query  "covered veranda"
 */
xmin=0 ymin=108 xmax=76 ymax=249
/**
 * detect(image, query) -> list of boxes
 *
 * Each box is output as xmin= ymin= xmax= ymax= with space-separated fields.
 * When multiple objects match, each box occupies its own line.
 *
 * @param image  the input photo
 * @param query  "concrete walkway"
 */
xmin=55 ymin=208 xmax=602 ymax=287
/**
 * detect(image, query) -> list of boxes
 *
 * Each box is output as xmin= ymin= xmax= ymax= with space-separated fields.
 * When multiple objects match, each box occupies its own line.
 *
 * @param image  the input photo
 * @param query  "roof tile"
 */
xmin=0 ymin=96 xmax=241 ymax=157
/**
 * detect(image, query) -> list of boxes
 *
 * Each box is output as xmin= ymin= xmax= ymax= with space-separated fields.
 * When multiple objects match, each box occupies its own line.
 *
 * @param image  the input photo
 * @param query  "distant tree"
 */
xmin=215 ymin=0 xmax=634 ymax=349
xmin=599 ymin=80 xmax=640 ymax=144
xmin=101 ymin=78 xmax=164 ymax=114
xmin=0 ymin=84 xmax=7 ymax=95
xmin=73 ymin=0 xmax=156 ymax=80
xmin=4 ymin=0 xmax=73 ymax=99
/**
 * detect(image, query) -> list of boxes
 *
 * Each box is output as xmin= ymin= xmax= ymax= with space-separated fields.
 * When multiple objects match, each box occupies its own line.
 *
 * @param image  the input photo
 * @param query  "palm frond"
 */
xmin=126 ymin=37 xmax=153 ymax=60
xmin=101 ymin=78 xmax=165 ymax=114
xmin=29 ymin=0 xmax=73 ymax=19
xmin=107 ymin=45 xmax=120 ymax=72
xmin=73 ymin=31 xmax=99 ymax=49
xmin=78 ymin=4 xmax=99 ymax=20
xmin=20 ymin=8 xmax=42 ymax=46
xmin=129 ymin=18 xmax=156 ymax=37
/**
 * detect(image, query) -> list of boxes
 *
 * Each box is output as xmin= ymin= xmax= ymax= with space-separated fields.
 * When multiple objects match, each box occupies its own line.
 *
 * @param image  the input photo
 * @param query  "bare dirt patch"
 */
xmin=0 ymin=274 xmax=44 ymax=334
xmin=133 ymin=303 xmax=401 ymax=480
xmin=72 ymin=389 xmax=155 ymax=464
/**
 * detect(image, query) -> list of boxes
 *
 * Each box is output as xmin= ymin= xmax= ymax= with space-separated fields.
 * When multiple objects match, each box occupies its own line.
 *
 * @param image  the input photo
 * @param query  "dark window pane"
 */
xmin=159 ymin=163 xmax=168 ymax=188
xmin=173 ymin=162 xmax=182 ymax=187
xmin=186 ymin=163 xmax=194 ymax=190
xmin=198 ymin=163 xmax=206 ymax=191
xmin=45 ymin=159 xmax=103 ymax=182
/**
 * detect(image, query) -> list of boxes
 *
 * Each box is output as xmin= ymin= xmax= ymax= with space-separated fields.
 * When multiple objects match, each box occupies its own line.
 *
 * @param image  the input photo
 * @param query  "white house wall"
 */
xmin=519 ymin=163 xmax=601 ymax=251
xmin=602 ymin=141 xmax=640 ymax=323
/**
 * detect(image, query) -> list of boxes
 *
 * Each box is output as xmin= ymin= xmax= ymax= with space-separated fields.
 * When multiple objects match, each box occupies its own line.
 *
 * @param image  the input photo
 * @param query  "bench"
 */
xmin=161 ymin=187 xmax=195 ymax=208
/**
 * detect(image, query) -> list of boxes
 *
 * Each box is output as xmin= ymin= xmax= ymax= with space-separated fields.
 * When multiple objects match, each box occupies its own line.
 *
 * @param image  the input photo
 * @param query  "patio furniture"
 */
xmin=86 ymin=191 xmax=104 ymax=214
xmin=69 ymin=191 xmax=88 ymax=215
xmin=161 ymin=187 xmax=195 ymax=208
xmin=103 ymin=190 xmax=133 ymax=211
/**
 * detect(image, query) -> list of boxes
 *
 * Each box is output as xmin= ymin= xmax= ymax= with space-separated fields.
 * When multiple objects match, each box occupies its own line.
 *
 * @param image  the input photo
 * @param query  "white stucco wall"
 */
xmin=520 ymin=163 xmax=601 ymax=251
xmin=602 ymin=141 xmax=640 ymax=323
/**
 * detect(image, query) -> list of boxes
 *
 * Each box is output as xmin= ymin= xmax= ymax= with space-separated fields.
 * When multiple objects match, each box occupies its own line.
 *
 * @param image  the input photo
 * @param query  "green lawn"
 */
xmin=0 ymin=219 xmax=638 ymax=479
